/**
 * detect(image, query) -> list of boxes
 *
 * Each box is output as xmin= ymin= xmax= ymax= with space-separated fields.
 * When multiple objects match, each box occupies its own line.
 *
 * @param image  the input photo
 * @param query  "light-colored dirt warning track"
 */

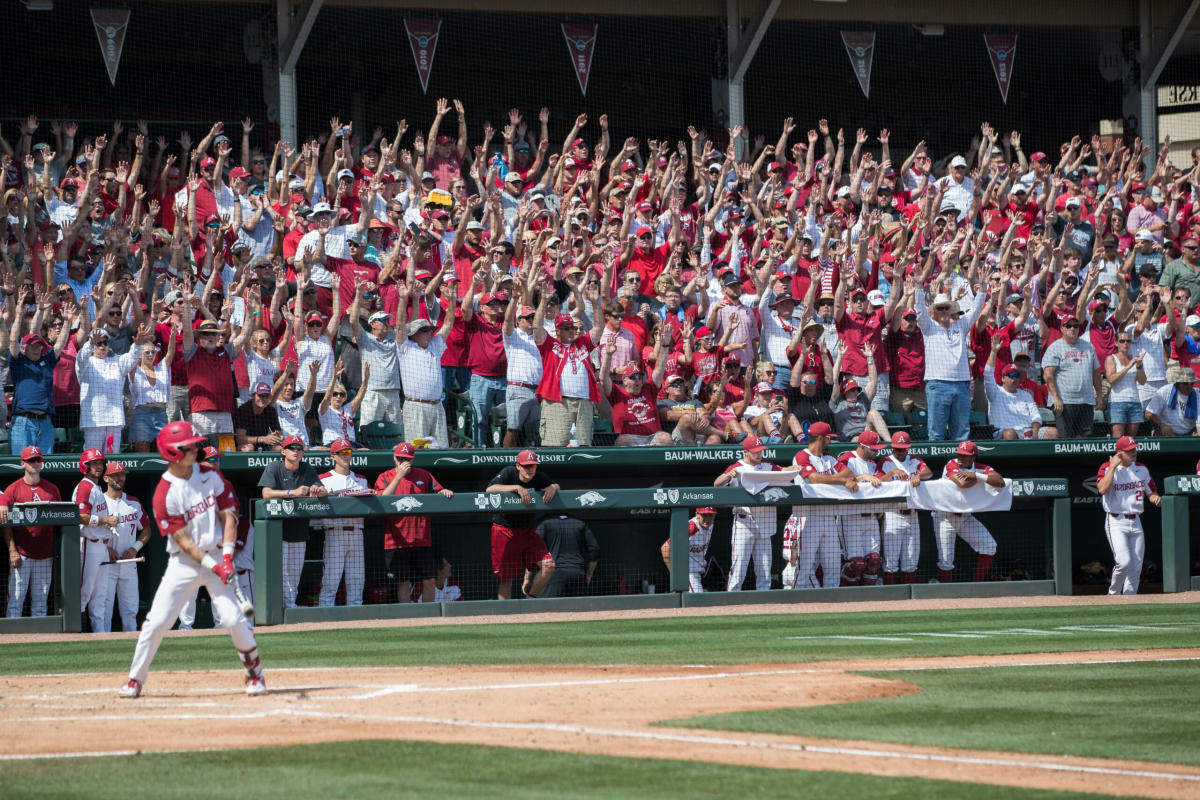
xmin=3 ymin=649 xmax=1199 ymax=798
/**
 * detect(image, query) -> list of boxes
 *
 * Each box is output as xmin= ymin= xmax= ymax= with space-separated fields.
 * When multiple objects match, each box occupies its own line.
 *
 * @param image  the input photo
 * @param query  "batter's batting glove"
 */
xmin=213 ymin=554 xmax=236 ymax=584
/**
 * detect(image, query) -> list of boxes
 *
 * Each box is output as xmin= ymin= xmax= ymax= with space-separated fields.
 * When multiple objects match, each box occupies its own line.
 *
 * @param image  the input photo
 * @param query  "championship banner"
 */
xmin=906 ymin=478 xmax=1013 ymax=513
xmin=562 ymin=23 xmax=598 ymax=96
xmin=91 ymin=9 xmax=130 ymax=87
xmin=840 ymin=31 xmax=875 ymax=99
xmin=404 ymin=18 xmax=441 ymax=94
xmin=984 ymin=34 xmax=1018 ymax=104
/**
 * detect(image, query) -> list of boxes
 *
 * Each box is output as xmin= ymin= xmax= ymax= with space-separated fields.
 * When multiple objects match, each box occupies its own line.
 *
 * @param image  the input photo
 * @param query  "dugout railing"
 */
xmin=0 ymin=503 xmax=85 ymax=634
xmin=1159 ymin=476 xmax=1200 ymax=593
xmin=251 ymin=480 xmax=1071 ymax=626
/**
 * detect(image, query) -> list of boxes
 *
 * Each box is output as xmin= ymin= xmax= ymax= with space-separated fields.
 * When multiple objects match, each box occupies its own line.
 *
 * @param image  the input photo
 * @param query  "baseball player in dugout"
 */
xmin=1097 ymin=435 xmax=1160 ymax=595
xmin=98 ymin=462 xmax=150 ymax=633
xmin=786 ymin=421 xmax=857 ymax=589
xmin=836 ymin=430 xmax=888 ymax=586
xmin=486 ymin=449 xmax=558 ymax=600
xmin=936 ymin=441 xmax=1004 ymax=583
xmin=877 ymin=431 xmax=932 ymax=585
xmin=714 ymin=436 xmax=782 ymax=591
xmin=1 ymin=446 xmax=61 ymax=618
xmin=118 ymin=421 xmax=265 ymax=699
xmin=75 ymin=448 xmax=121 ymax=632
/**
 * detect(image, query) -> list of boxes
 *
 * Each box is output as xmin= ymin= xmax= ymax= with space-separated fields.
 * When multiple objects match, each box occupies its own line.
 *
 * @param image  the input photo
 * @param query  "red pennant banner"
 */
xmin=840 ymin=31 xmax=875 ymax=99
xmin=91 ymin=9 xmax=130 ymax=87
xmin=562 ymin=23 xmax=598 ymax=96
xmin=984 ymin=34 xmax=1018 ymax=104
xmin=404 ymin=18 xmax=441 ymax=95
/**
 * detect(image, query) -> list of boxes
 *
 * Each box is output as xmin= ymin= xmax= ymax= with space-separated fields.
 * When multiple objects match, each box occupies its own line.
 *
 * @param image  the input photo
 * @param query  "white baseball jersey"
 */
xmin=74 ymin=477 xmax=111 ymax=542
xmin=942 ymin=458 xmax=996 ymax=481
xmin=879 ymin=453 xmax=929 ymax=480
xmin=103 ymin=492 xmax=148 ymax=553
xmin=721 ymin=458 xmax=782 ymax=521
xmin=319 ymin=470 xmax=371 ymax=533
xmin=791 ymin=448 xmax=843 ymax=515
xmin=152 ymin=464 xmax=239 ymax=555
xmin=1098 ymin=461 xmax=1156 ymax=515
xmin=688 ymin=517 xmax=714 ymax=565
xmin=838 ymin=451 xmax=881 ymax=477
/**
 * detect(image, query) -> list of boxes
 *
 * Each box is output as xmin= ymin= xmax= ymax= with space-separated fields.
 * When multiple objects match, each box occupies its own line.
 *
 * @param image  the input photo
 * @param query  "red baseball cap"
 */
xmin=199 ymin=156 xmax=216 ymax=168
xmin=743 ymin=436 xmax=767 ymax=452
xmin=694 ymin=326 xmax=713 ymax=339
xmin=393 ymin=442 xmax=416 ymax=459
xmin=807 ymin=421 xmax=836 ymax=438
xmin=329 ymin=438 xmax=354 ymax=453
xmin=19 ymin=446 xmax=42 ymax=461
xmin=696 ymin=507 xmax=717 ymax=516
xmin=955 ymin=441 xmax=978 ymax=456
xmin=857 ymin=430 xmax=886 ymax=450
xmin=229 ymin=167 xmax=251 ymax=180
xmin=891 ymin=431 xmax=911 ymax=448
xmin=305 ymin=311 xmax=324 ymax=324
xmin=516 ymin=304 xmax=535 ymax=317
xmin=840 ymin=378 xmax=861 ymax=395
xmin=516 ymin=449 xmax=539 ymax=466
xmin=618 ymin=363 xmax=645 ymax=379
xmin=554 ymin=313 xmax=575 ymax=328
xmin=1115 ymin=435 xmax=1138 ymax=452
xmin=104 ymin=461 xmax=127 ymax=476
xmin=281 ymin=435 xmax=305 ymax=449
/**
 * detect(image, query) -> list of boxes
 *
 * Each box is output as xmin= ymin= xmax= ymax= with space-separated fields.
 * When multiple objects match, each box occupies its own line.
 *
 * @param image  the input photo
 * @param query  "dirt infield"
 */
xmin=4 ymin=648 xmax=1199 ymax=798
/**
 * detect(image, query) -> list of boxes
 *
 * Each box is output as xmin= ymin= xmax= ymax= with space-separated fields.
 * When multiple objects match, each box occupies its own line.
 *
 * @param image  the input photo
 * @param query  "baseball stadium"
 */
xmin=3 ymin=0 xmax=1200 ymax=797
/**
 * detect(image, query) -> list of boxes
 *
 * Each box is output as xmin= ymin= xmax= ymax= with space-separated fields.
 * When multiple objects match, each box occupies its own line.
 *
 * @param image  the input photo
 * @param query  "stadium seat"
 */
xmin=968 ymin=411 xmax=993 ymax=440
xmin=360 ymin=420 xmax=404 ymax=449
xmin=908 ymin=409 xmax=928 ymax=440
xmin=881 ymin=411 xmax=909 ymax=433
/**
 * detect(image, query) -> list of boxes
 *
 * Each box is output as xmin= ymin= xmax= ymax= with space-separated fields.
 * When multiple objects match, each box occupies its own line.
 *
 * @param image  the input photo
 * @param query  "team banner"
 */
xmin=404 ymin=18 xmax=441 ymax=94
xmin=984 ymin=34 xmax=1018 ymax=104
xmin=562 ymin=23 xmax=598 ymax=96
xmin=840 ymin=31 xmax=875 ymax=99
xmin=906 ymin=478 xmax=1013 ymax=513
xmin=91 ymin=9 xmax=130 ymax=87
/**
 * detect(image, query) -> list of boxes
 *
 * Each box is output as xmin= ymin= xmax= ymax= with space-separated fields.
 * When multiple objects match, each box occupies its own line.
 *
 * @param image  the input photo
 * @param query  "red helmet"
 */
xmin=79 ymin=448 xmax=106 ymax=475
xmin=157 ymin=421 xmax=207 ymax=463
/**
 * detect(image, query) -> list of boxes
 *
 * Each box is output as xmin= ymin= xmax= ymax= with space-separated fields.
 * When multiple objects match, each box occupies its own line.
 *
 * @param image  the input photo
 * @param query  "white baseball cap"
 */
xmin=866 ymin=289 xmax=885 ymax=307
xmin=1135 ymin=230 xmax=1156 ymax=242
xmin=932 ymin=293 xmax=954 ymax=308
xmin=1187 ymin=314 xmax=1200 ymax=328
xmin=311 ymin=201 xmax=333 ymax=215
xmin=950 ymin=155 xmax=968 ymax=168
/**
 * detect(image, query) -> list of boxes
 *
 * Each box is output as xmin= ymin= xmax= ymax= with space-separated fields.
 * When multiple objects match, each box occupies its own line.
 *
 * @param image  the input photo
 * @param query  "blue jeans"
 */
xmin=10 ymin=414 xmax=54 ymax=455
xmin=442 ymin=365 xmax=471 ymax=395
xmin=925 ymin=380 xmax=970 ymax=442
xmin=468 ymin=374 xmax=507 ymax=447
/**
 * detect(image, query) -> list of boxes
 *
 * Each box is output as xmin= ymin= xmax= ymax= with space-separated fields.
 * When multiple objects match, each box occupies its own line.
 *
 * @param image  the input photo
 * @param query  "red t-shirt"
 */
xmin=326 ymin=256 xmax=380 ymax=315
xmin=3 ymin=478 xmax=61 ymax=559
xmin=620 ymin=314 xmax=650 ymax=352
xmin=836 ymin=308 xmax=889 ymax=375
xmin=1086 ymin=317 xmax=1118 ymax=364
xmin=608 ymin=381 xmax=663 ymax=435
xmin=627 ymin=243 xmax=669 ymax=288
xmin=463 ymin=314 xmax=507 ymax=377
xmin=375 ymin=467 xmax=444 ymax=549
xmin=692 ymin=346 xmax=725 ymax=385
xmin=185 ymin=344 xmax=237 ymax=413
xmin=537 ymin=333 xmax=600 ymax=404
xmin=968 ymin=326 xmax=991 ymax=381
xmin=886 ymin=328 xmax=924 ymax=389
xmin=441 ymin=306 xmax=469 ymax=368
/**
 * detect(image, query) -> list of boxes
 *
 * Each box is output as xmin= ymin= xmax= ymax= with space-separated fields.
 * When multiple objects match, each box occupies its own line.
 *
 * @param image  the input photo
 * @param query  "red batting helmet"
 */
xmin=157 ymin=421 xmax=207 ymax=463
xmin=79 ymin=448 xmax=106 ymax=475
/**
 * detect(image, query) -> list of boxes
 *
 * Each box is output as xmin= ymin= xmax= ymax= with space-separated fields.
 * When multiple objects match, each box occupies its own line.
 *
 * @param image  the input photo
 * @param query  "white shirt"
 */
xmin=276 ymin=397 xmax=311 ymax=444
xmin=76 ymin=341 xmax=140 ymax=428
xmin=245 ymin=350 xmax=279 ymax=394
xmin=74 ymin=477 xmax=111 ymax=543
xmin=1146 ymin=384 xmax=1200 ymax=435
xmin=983 ymin=378 xmax=1041 ymax=434
xmin=757 ymin=292 xmax=800 ymax=366
xmin=915 ymin=289 xmax=987 ymax=381
xmin=503 ymin=328 xmax=543 ymax=384
xmin=153 ymin=464 xmax=237 ymax=556
xmin=1128 ymin=322 xmax=1167 ymax=383
xmin=296 ymin=335 xmax=334 ymax=392
xmin=130 ymin=355 xmax=171 ymax=407
xmin=398 ymin=336 xmax=446 ymax=401
xmin=320 ymin=404 xmax=357 ymax=445
xmin=295 ymin=226 xmax=354 ymax=281
xmin=103 ymin=492 xmax=146 ymax=554
xmin=319 ymin=470 xmax=370 ymax=532
xmin=1099 ymin=461 xmax=1155 ymax=514
xmin=937 ymin=174 xmax=975 ymax=216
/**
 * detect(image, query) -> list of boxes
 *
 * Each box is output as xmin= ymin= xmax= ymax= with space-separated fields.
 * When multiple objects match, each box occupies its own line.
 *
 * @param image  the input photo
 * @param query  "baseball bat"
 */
xmin=233 ymin=578 xmax=255 ymax=623
xmin=100 ymin=556 xmax=146 ymax=565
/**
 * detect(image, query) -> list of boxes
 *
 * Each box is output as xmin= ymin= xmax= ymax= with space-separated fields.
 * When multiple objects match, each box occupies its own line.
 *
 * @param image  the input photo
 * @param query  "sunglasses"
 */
xmin=763 ymin=370 xmax=777 ymax=375
xmin=330 ymin=391 xmax=346 ymax=398
xmin=334 ymin=449 xmax=353 ymax=456
xmin=1063 ymin=323 xmax=1080 ymax=329
xmin=284 ymin=444 xmax=304 ymax=452
xmin=22 ymin=457 xmax=43 ymax=464
xmin=307 ymin=321 xmax=323 ymax=327
xmin=108 ymin=310 xmax=122 ymax=317
xmin=1002 ymin=372 xmax=1020 ymax=379
xmin=801 ymin=379 xmax=818 ymax=385
xmin=1117 ymin=338 xmax=1132 ymax=343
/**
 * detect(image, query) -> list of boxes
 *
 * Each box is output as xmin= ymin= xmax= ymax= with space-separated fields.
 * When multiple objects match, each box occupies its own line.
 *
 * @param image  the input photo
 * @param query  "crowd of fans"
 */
xmin=5 ymin=105 xmax=1200 ymax=456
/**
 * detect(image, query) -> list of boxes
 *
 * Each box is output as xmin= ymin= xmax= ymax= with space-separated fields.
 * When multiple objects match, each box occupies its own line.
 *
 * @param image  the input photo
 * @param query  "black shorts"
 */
xmin=386 ymin=546 xmax=435 ymax=583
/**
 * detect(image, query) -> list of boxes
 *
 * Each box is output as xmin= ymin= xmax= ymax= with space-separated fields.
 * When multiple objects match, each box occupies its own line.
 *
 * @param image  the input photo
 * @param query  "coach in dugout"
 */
xmin=485 ymin=449 xmax=558 ymax=599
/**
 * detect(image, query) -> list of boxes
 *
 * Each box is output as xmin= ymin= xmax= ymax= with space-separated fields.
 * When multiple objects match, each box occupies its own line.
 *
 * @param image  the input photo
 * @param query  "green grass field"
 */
xmin=4 ymin=602 xmax=1196 ymax=798
xmin=3 ymin=602 xmax=1198 ymax=675
xmin=667 ymin=660 xmax=1200 ymax=766
xmin=0 ymin=740 xmax=1133 ymax=800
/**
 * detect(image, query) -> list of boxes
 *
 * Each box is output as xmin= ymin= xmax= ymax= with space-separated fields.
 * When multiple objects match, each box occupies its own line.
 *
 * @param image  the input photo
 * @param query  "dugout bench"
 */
xmin=1159 ymin=476 xmax=1200 ymax=593
xmin=0 ymin=502 xmax=86 ymax=634
xmin=251 ymin=479 xmax=1071 ymax=626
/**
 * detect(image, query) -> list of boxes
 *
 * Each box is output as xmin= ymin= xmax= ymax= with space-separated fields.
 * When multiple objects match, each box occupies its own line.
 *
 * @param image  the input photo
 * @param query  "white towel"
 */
xmin=905 ymin=478 xmax=1013 ymax=513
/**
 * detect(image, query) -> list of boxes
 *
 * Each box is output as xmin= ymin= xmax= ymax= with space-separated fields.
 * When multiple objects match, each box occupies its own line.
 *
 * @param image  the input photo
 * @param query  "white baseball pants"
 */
xmin=282 ymin=540 xmax=306 ymax=609
xmin=6 ymin=555 xmax=52 ymax=617
xmin=883 ymin=510 xmax=920 ymax=574
xmin=790 ymin=508 xmax=842 ymax=589
xmin=208 ymin=570 xmax=256 ymax=629
xmin=127 ymin=553 xmax=257 ymax=685
xmin=841 ymin=514 xmax=881 ymax=559
xmin=932 ymin=512 xmax=996 ymax=571
xmin=99 ymin=561 xmax=140 ymax=632
xmin=727 ymin=507 xmax=776 ymax=591
xmin=781 ymin=516 xmax=800 ymax=589
xmin=687 ymin=552 xmax=706 ymax=593
xmin=1105 ymin=514 xmax=1144 ymax=595
xmin=319 ymin=530 xmax=365 ymax=607
xmin=80 ymin=536 xmax=112 ymax=632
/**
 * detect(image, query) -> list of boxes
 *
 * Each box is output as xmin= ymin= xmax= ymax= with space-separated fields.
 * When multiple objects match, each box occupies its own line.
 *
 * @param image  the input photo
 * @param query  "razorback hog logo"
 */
xmin=392 ymin=497 xmax=423 ymax=512
xmin=761 ymin=487 xmax=789 ymax=503
xmin=576 ymin=490 xmax=607 ymax=506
